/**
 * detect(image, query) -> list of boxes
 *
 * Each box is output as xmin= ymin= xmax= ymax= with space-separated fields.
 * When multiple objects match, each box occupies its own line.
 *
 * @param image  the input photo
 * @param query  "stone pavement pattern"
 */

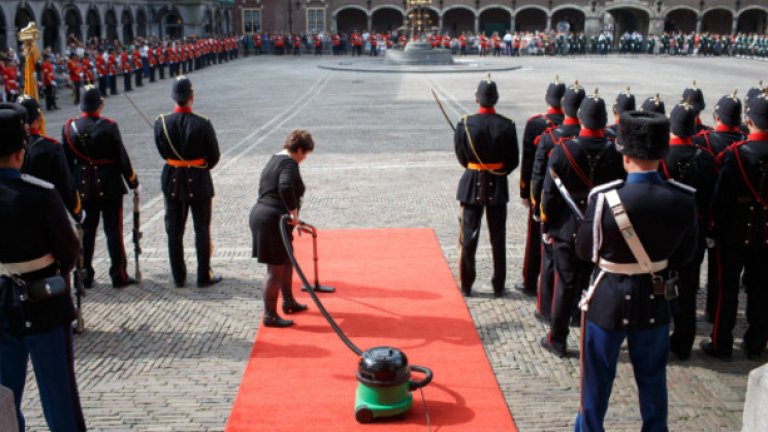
xmin=20 ymin=55 xmax=767 ymax=431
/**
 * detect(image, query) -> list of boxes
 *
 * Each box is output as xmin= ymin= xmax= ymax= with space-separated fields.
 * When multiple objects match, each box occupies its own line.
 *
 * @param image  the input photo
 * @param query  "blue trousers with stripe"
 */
xmin=575 ymin=321 xmax=669 ymax=432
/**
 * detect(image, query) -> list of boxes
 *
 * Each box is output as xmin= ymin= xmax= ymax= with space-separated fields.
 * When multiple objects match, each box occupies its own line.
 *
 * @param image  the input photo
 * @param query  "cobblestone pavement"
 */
xmin=20 ymin=54 xmax=767 ymax=431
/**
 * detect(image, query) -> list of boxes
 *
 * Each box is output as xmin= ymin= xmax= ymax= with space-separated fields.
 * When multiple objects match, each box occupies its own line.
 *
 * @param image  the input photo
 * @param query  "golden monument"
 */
xmin=18 ymin=22 xmax=45 ymax=133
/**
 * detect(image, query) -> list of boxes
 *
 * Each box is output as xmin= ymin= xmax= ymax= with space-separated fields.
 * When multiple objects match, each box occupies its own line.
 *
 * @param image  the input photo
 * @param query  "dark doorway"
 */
xmin=122 ymin=10 xmax=134 ymax=43
xmin=42 ymin=7 xmax=60 ymax=52
xmin=0 ymin=7 xmax=7 ymax=50
xmin=551 ymin=8 xmax=585 ymax=33
xmin=443 ymin=8 xmax=474 ymax=36
xmin=371 ymin=8 xmax=403 ymax=33
xmin=14 ymin=5 xmax=34 ymax=32
xmin=737 ymin=9 xmax=767 ymax=34
xmin=606 ymin=8 xmax=650 ymax=39
xmin=664 ymin=9 xmax=697 ymax=33
xmin=515 ymin=9 xmax=547 ymax=32
xmin=701 ymin=9 xmax=733 ymax=35
xmin=105 ymin=10 xmax=118 ymax=42
xmin=205 ymin=10 xmax=213 ymax=35
xmin=64 ymin=8 xmax=82 ymax=42
xmin=479 ymin=8 xmax=511 ymax=36
xmin=87 ymin=8 xmax=101 ymax=40
xmin=136 ymin=9 xmax=147 ymax=38
xmin=163 ymin=12 xmax=183 ymax=39
xmin=336 ymin=8 xmax=367 ymax=34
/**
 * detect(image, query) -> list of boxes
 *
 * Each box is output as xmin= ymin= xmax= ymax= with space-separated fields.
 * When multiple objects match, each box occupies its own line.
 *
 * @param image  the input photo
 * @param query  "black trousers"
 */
xmin=134 ymin=69 xmax=143 ymax=87
xmin=164 ymin=198 xmax=213 ymax=284
xmin=72 ymin=81 xmax=81 ymax=104
xmin=82 ymin=198 xmax=130 ymax=286
xmin=149 ymin=66 xmax=156 ymax=82
xmin=459 ymin=204 xmax=506 ymax=294
xmin=97 ymin=77 xmax=108 ymax=96
xmin=159 ymin=64 xmax=165 ymax=80
xmin=109 ymin=74 xmax=118 ymax=95
xmin=521 ymin=207 xmax=541 ymax=293
xmin=710 ymin=246 xmax=768 ymax=355
xmin=549 ymin=239 xmax=592 ymax=348
xmin=670 ymin=245 xmax=705 ymax=357
xmin=705 ymin=245 xmax=719 ymax=322
xmin=538 ymin=241 xmax=556 ymax=319
xmin=44 ymin=84 xmax=55 ymax=110
xmin=123 ymin=73 xmax=132 ymax=92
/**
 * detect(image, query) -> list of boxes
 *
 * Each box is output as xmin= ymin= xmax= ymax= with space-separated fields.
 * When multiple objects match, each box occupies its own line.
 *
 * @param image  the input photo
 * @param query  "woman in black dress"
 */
xmin=249 ymin=130 xmax=314 ymax=327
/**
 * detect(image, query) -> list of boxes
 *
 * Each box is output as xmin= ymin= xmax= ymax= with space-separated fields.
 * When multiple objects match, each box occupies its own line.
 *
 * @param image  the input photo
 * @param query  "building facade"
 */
xmin=233 ymin=0 xmax=767 ymax=38
xmin=1 ymin=0 xmax=235 ymax=52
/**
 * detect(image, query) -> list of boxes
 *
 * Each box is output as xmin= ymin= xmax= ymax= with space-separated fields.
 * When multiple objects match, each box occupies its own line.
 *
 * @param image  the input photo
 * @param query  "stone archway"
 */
xmin=105 ymin=9 xmax=118 ymax=42
xmin=336 ymin=8 xmax=367 ymax=34
xmin=41 ymin=6 xmax=60 ymax=52
xmin=701 ymin=9 xmax=733 ymax=34
xmin=160 ymin=8 xmax=184 ymax=39
xmin=14 ymin=4 xmax=35 ymax=33
xmin=515 ymin=8 xmax=547 ymax=32
xmin=204 ymin=9 xmax=213 ymax=34
xmin=0 ymin=6 xmax=6 ymax=50
xmin=551 ymin=7 xmax=585 ymax=33
xmin=665 ymin=8 xmax=697 ymax=33
xmin=604 ymin=7 xmax=650 ymax=39
xmin=136 ymin=9 xmax=147 ymax=38
xmin=479 ymin=7 xmax=511 ymax=36
xmin=371 ymin=7 xmax=403 ymax=33
xmin=86 ymin=8 xmax=101 ymax=40
xmin=122 ymin=9 xmax=134 ymax=43
xmin=737 ymin=8 xmax=768 ymax=34
xmin=215 ymin=9 xmax=222 ymax=34
xmin=64 ymin=7 xmax=82 ymax=42
xmin=442 ymin=7 xmax=474 ymax=36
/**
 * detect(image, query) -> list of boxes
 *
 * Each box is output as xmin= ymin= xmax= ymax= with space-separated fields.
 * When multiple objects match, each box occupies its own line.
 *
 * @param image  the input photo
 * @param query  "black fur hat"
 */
xmin=745 ymin=89 xmax=768 ymax=130
xmin=578 ymin=88 xmax=607 ymax=130
xmin=616 ymin=111 xmax=670 ymax=160
xmin=669 ymin=100 xmax=698 ymax=138
xmin=613 ymin=86 xmax=636 ymax=115
xmin=80 ymin=85 xmax=103 ymax=113
xmin=0 ymin=103 xmax=29 ymax=157
xmin=681 ymin=81 xmax=705 ymax=112
xmin=562 ymin=80 xmax=586 ymax=118
xmin=476 ymin=73 xmax=499 ymax=107
xmin=714 ymin=91 xmax=742 ymax=127
xmin=641 ymin=94 xmax=666 ymax=115
xmin=545 ymin=75 xmax=566 ymax=108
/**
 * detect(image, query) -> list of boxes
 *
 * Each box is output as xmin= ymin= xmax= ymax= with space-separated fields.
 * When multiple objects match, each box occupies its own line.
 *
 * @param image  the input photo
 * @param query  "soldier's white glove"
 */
xmin=542 ymin=233 xmax=553 ymax=245
xmin=706 ymin=237 xmax=716 ymax=248
xmin=79 ymin=210 xmax=87 ymax=224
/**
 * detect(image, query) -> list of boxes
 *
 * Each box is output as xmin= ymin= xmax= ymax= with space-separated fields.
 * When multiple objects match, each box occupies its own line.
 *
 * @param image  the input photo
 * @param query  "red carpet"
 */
xmin=226 ymin=229 xmax=517 ymax=431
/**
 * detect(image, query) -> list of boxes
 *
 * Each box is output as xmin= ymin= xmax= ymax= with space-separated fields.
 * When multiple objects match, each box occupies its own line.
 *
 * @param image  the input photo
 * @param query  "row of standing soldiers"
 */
xmin=454 ymin=74 xmax=768 ymax=431
xmin=0 ymin=76 xmax=220 ymax=430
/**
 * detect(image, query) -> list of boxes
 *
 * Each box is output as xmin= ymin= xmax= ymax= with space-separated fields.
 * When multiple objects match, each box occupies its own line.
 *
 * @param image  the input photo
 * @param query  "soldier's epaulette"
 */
xmin=20 ymin=174 xmax=54 ymax=190
xmin=496 ymin=113 xmax=515 ymax=124
xmin=192 ymin=112 xmax=209 ymax=121
xmin=36 ymin=134 xmax=60 ymax=145
xmin=667 ymin=179 xmax=696 ymax=195
xmin=588 ymin=179 xmax=624 ymax=200
xmin=100 ymin=116 xmax=116 ymax=124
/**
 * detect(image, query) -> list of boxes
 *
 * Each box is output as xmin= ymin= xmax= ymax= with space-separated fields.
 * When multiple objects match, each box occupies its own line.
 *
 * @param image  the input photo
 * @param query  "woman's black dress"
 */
xmin=249 ymin=154 xmax=305 ymax=264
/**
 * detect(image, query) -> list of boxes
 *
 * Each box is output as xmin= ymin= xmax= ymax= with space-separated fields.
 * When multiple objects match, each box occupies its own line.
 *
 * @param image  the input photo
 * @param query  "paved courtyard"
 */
xmin=20 ymin=53 xmax=767 ymax=431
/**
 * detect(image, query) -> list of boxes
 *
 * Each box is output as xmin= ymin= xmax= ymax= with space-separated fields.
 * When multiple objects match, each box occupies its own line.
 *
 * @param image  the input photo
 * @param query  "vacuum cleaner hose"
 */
xmin=409 ymin=365 xmax=433 ymax=390
xmin=279 ymin=215 xmax=363 ymax=356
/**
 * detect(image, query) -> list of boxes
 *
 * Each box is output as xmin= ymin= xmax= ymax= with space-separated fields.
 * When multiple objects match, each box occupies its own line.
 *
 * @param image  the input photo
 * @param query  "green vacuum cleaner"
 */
xmin=280 ymin=217 xmax=433 ymax=424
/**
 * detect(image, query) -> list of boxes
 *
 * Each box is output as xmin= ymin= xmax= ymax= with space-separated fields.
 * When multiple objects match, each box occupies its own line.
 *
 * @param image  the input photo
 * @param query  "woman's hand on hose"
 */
xmin=288 ymin=209 xmax=299 ymax=226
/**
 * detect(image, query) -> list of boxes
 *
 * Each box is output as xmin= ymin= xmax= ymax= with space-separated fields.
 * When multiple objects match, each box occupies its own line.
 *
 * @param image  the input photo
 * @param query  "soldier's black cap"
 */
xmin=578 ymin=88 xmax=607 ymax=130
xmin=476 ymin=73 xmax=498 ymax=107
xmin=17 ymin=95 xmax=41 ymax=124
xmin=0 ymin=103 xmax=29 ymax=157
xmin=80 ymin=85 xmax=103 ymax=113
xmin=613 ymin=87 xmax=636 ymax=115
xmin=745 ymin=89 xmax=768 ymax=130
xmin=641 ymin=94 xmax=666 ymax=115
xmin=681 ymin=81 xmax=705 ymax=112
xmin=172 ymin=76 xmax=194 ymax=103
xmin=669 ymin=100 xmax=698 ymax=138
xmin=562 ymin=80 xmax=586 ymax=118
xmin=616 ymin=111 xmax=669 ymax=160
xmin=745 ymin=80 xmax=764 ymax=102
xmin=545 ymin=75 xmax=566 ymax=108
xmin=714 ymin=91 xmax=742 ymax=127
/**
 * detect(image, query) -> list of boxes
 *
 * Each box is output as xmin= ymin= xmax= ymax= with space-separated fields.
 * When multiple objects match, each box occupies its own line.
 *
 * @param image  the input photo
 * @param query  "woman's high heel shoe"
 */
xmin=282 ymin=300 xmax=308 ymax=315
xmin=263 ymin=313 xmax=294 ymax=328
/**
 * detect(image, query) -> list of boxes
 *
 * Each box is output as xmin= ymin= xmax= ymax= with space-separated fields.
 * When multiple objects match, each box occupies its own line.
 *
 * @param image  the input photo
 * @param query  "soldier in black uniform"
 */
xmin=516 ymin=76 xmax=565 ymax=297
xmin=539 ymin=90 xmax=625 ymax=357
xmin=0 ymin=103 xmax=86 ymax=431
xmin=740 ymin=82 xmax=764 ymax=135
xmin=18 ymin=95 xmax=82 ymax=219
xmin=454 ymin=74 xmax=519 ymax=297
xmin=693 ymin=92 xmax=745 ymax=323
xmin=608 ymin=86 xmax=635 ymax=137
xmin=640 ymin=94 xmax=666 ymax=115
xmin=62 ymin=85 xmax=139 ymax=288
xmin=702 ymin=90 xmax=768 ymax=360
xmin=531 ymin=81 xmax=585 ymax=321
xmin=154 ymin=77 xmax=222 ymax=288
xmin=662 ymin=101 xmax=717 ymax=360
xmin=575 ymin=111 xmax=697 ymax=431
xmin=681 ymin=81 xmax=712 ymax=133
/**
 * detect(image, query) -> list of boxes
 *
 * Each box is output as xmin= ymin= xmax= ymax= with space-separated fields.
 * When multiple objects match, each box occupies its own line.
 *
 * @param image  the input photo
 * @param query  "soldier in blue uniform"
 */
xmin=575 ymin=111 xmax=698 ymax=431
xmin=154 ymin=77 xmax=222 ymax=288
xmin=517 ymin=76 xmax=565 ymax=297
xmin=0 ymin=103 xmax=86 ymax=431
xmin=531 ymin=81 xmax=585 ymax=321
xmin=539 ymin=90 xmax=625 ymax=357
xmin=662 ymin=101 xmax=717 ymax=360
xmin=454 ymin=74 xmax=519 ymax=297
xmin=701 ymin=90 xmax=768 ymax=360
xmin=62 ymin=86 xmax=140 ymax=289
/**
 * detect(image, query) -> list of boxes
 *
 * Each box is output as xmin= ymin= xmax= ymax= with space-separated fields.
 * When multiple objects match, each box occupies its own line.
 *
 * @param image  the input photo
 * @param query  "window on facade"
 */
xmin=307 ymin=8 xmax=325 ymax=34
xmin=243 ymin=9 xmax=261 ymax=34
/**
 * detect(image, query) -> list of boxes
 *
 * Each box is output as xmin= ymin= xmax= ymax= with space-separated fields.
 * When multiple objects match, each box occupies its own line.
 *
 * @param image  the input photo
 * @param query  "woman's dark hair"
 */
xmin=283 ymin=129 xmax=315 ymax=153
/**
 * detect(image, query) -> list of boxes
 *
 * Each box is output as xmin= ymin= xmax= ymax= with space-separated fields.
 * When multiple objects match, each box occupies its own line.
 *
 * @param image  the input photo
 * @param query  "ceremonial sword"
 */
xmin=430 ymin=88 xmax=456 ymax=132
xmin=549 ymin=167 xmax=585 ymax=221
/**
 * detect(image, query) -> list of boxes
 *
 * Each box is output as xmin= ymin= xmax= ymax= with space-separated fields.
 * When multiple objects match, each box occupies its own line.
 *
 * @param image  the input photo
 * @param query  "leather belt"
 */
xmin=166 ymin=158 xmax=207 ymax=168
xmin=467 ymin=162 xmax=504 ymax=171
xmin=598 ymin=258 xmax=668 ymax=275
xmin=1 ymin=254 xmax=55 ymax=275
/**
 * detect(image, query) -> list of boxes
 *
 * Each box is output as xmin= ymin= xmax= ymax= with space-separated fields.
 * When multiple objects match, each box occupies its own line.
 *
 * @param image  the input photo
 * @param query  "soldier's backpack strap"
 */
xmin=733 ymin=145 xmax=768 ymax=209
xmin=560 ymin=138 xmax=593 ymax=189
xmin=64 ymin=118 xmax=112 ymax=165
xmin=604 ymin=189 xmax=655 ymax=273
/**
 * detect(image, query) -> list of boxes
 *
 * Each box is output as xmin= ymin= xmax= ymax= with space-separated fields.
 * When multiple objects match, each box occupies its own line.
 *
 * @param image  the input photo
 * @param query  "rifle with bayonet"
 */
xmin=133 ymin=191 xmax=142 ymax=283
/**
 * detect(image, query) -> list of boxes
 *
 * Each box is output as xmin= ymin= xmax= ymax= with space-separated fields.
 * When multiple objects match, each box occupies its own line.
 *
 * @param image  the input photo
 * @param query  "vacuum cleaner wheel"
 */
xmin=355 ymin=406 xmax=374 ymax=424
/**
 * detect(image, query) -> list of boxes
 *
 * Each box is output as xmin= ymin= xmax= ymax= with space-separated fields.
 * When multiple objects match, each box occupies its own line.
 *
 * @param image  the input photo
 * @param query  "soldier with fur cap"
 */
xmin=0 ymin=102 xmax=86 ymax=431
xmin=454 ymin=74 xmax=519 ymax=297
xmin=641 ymin=93 xmax=666 ymax=115
xmin=62 ymin=85 xmax=139 ymax=289
xmin=539 ymin=89 xmax=625 ymax=358
xmin=703 ymin=89 xmax=768 ymax=361
xmin=740 ymin=81 xmax=765 ymax=135
xmin=154 ymin=76 xmax=222 ymax=288
xmin=574 ymin=110 xmax=697 ymax=431
xmin=681 ymin=81 xmax=712 ymax=133
xmin=517 ymin=76 xmax=566 ymax=297
xmin=662 ymin=99 xmax=718 ymax=360
xmin=531 ymin=80 xmax=585 ymax=322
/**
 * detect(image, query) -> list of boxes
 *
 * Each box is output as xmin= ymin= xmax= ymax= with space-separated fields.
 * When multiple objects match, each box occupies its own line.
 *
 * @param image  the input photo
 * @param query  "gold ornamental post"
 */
xmin=18 ymin=22 xmax=46 ymax=134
